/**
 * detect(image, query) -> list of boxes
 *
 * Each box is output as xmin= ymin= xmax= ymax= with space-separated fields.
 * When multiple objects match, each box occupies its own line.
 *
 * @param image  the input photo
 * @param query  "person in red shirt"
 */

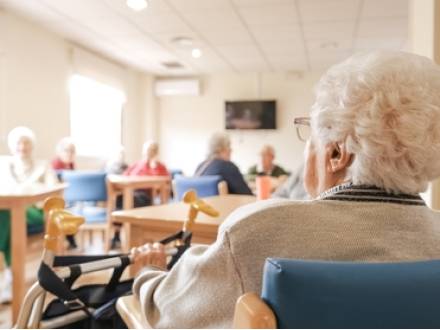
xmin=51 ymin=137 xmax=76 ymax=170
xmin=123 ymin=141 xmax=169 ymax=176
xmin=111 ymin=141 xmax=169 ymax=249
xmin=51 ymin=137 xmax=78 ymax=249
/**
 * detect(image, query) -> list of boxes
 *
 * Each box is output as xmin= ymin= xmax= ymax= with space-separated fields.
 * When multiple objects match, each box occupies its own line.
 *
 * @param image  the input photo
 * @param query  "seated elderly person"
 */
xmin=132 ymin=51 xmax=440 ymax=328
xmin=272 ymin=162 xmax=308 ymax=200
xmin=51 ymin=137 xmax=76 ymax=170
xmin=111 ymin=141 xmax=169 ymax=249
xmin=248 ymin=145 xmax=288 ymax=178
xmin=195 ymin=132 xmax=252 ymax=195
xmin=104 ymin=145 xmax=128 ymax=175
xmin=0 ymin=127 xmax=57 ymax=303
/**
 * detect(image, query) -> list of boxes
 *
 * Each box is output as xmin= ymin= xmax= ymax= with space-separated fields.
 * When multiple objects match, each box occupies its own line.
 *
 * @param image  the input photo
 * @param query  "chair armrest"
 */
xmin=218 ymin=180 xmax=228 ymax=195
xmin=116 ymin=295 xmax=152 ymax=329
xmin=233 ymin=292 xmax=277 ymax=329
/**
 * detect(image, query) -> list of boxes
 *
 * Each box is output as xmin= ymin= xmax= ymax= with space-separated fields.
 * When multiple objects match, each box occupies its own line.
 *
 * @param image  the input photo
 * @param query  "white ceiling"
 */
xmin=0 ymin=0 xmax=408 ymax=75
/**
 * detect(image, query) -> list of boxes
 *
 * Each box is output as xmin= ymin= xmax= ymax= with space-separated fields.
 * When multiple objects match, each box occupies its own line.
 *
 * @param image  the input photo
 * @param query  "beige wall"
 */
xmin=0 ymin=11 xmax=150 ymax=167
xmin=1 ymin=10 xmax=323 ymax=175
xmin=158 ymin=72 xmax=322 ymax=175
xmin=0 ymin=10 xmax=70 ymax=160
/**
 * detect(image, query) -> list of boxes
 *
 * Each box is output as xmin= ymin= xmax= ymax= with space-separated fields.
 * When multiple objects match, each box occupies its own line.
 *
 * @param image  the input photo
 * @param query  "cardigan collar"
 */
xmin=318 ymin=182 xmax=426 ymax=206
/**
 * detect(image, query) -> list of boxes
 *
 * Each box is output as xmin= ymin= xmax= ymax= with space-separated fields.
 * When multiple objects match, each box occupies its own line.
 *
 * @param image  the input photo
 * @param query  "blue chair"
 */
xmin=60 ymin=171 xmax=109 ymax=247
xmin=169 ymin=169 xmax=184 ymax=179
xmin=234 ymin=258 xmax=440 ymax=328
xmin=173 ymin=175 xmax=228 ymax=201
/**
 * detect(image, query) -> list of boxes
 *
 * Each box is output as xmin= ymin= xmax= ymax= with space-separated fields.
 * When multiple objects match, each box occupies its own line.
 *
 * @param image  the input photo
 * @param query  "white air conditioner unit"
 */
xmin=154 ymin=78 xmax=200 ymax=96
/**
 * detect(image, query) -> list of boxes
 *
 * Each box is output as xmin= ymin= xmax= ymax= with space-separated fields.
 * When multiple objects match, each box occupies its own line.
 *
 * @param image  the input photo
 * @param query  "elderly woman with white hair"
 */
xmin=51 ymin=137 xmax=76 ymax=170
xmin=194 ymin=132 xmax=252 ymax=194
xmin=131 ymin=51 xmax=440 ymax=328
xmin=0 ymin=127 xmax=57 ymax=303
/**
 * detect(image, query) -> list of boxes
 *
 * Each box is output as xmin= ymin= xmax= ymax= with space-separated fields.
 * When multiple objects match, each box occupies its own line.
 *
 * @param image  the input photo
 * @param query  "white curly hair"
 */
xmin=7 ymin=126 xmax=36 ymax=153
xmin=311 ymin=50 xmax=440 ymax=194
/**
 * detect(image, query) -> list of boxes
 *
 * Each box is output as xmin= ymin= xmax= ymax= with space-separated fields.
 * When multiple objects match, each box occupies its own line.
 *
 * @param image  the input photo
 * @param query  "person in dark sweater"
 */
xmin=195 ymin=132 xmax=252 ymax=195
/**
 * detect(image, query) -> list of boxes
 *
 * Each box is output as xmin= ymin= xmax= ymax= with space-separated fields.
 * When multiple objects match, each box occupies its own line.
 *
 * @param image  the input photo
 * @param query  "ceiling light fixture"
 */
xmin=126 ymin=0 xmax=148 ymax=11
xmin=191 ymin=48 xmax=202 ymax=58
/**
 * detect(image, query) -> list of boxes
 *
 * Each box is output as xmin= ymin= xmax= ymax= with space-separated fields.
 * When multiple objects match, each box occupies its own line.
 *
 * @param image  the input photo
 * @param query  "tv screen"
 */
xmin=225 ymin=100 xmax=276 ymax=130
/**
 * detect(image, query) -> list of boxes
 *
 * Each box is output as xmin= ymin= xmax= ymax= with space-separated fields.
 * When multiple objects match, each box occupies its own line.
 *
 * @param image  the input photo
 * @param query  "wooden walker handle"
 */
xmin=43 ymin=197 xmax=85 ymax=252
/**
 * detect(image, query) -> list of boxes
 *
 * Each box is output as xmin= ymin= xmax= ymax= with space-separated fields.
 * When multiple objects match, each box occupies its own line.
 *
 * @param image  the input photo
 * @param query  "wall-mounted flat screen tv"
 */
xmin=225 ymin=100 xmax=276 ymax=130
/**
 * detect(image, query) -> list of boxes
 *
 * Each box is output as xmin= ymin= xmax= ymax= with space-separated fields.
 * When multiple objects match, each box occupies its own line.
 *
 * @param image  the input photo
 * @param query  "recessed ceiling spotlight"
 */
xmin=126 ymin=0 xmax=148 ymax=11
xmin=191 ymin=48 xmax=202 ymax=58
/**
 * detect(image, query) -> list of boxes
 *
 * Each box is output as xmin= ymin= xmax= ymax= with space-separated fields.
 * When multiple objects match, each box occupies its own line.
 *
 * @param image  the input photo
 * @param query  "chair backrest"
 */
xmin=261 ymin=258 xmax=440 ymax=328
xmin=173 ymin=175 xmax=222 ymax=201
xmin=169 ymin=169 xmax=184 ymax=179
xmin=61 ymin=171 xmax=107 ymax=203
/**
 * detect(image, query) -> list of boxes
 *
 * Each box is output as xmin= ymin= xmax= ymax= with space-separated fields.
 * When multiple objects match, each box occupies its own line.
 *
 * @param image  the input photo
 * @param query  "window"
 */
xmin=69 ymin=74 xmax=125 ymax=157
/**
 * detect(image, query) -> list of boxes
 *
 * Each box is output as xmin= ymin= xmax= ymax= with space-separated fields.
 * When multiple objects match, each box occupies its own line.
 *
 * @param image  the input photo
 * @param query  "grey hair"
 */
xmin=7 ymin=126 xmax=36 ymax=152
xmin=311 ymin=50 xmax=440 ymax=194
xmin=207 ymin=132 xmax=230 ymax=158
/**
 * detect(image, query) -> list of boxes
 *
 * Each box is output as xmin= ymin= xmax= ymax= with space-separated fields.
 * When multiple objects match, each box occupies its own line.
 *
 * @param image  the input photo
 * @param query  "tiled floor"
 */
xmin=0 ymin=233 xmax=123 ymax=328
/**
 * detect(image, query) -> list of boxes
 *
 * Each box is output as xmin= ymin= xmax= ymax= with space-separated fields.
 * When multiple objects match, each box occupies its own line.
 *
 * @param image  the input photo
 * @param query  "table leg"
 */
xmin=160 ymin=184 xmax=170 ymax=204
xmin=123 ymin=188 xmax=134 ymax=210
xmin=11 ymin=203 xmax=26 ymax=323
xmin=122 ymin=188 xmax=133 ymax=252
xmin=129 ymin=224 xmax=140 ymax=277
xmin=105 ymin=182 xmax=116 ymax=252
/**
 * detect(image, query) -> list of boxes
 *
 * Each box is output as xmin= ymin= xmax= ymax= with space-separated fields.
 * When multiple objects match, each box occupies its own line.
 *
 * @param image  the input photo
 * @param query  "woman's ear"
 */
xmin=326 ymin=142 xmax=353 ymax=173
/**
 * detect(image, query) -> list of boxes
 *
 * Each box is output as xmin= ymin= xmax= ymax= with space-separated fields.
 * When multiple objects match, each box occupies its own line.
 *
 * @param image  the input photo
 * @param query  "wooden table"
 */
xmin=0 ymin=183 xmax=66 ymax=322
xmin=112 ymin=194 xmax=256 ymax=249
xmin=106 ymin=175 xmax=172 ymax=251
xmin=106 ymin=175 xmax=171 ymax=210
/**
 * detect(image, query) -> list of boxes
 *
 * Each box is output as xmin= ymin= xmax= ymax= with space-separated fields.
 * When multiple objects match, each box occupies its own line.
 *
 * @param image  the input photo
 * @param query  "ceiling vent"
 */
xmin=155 ymin=78 xmax=200 ymax=96
xmin=161 ymin=61 xmax=185 ymax=69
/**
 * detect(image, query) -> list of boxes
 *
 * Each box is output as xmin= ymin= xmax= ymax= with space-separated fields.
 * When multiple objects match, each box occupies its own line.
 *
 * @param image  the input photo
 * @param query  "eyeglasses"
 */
xmin=294 ymin=117 xmax=311 ymax=142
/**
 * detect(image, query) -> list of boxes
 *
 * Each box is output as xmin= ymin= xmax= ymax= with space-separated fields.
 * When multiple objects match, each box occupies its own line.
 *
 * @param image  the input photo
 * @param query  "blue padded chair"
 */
xmin=169 ymin=169 xmax=184 ymax=179
xmin=234 ymin=258 xmax=440 ymax=328
xmin=60 ymin=171 xmax=108 ymax=247
xmin=173 ymin=175 xmax=228 ymax=201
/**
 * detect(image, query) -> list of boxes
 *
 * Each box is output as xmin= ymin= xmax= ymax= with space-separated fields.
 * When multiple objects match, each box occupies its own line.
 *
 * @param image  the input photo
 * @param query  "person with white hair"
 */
xmin=194 ymin=132 xmax=252 ymax=195
xmin=248 ymin=145 xmax=288 ymax=178
xmin=51 ymin=137 xmax=76 ymax=170
xmin=130 ymin=51 xmax=440 ymax=328
xmin=124 ymin=140 xmax=169 ymax=177
xmin=104 ymin=145 xmax=128 ymax=175
xmin=0 ymin=126 xmax=57 ymax=303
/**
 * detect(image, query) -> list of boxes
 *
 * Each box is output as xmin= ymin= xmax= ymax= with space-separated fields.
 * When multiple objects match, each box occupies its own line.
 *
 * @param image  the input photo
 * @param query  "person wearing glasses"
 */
xmin=131 ymin=51 xmax=440 ymax=328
